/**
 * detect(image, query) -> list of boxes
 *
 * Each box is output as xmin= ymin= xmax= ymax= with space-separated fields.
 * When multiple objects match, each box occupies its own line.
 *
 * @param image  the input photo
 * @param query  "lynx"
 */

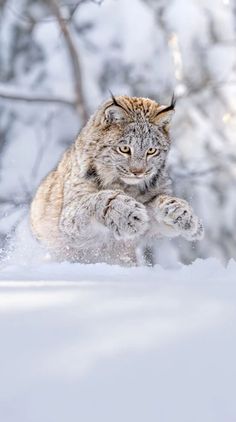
xmin=30 ymin=95 xmax=204 ymax=265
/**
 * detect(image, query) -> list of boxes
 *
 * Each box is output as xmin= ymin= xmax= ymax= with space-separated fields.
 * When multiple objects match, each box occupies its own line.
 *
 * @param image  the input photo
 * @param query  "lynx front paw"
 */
xmin=156 ymin=196 xmax=204 ymax=241
xmin=104 ymin=195 xmax=149 ymax=240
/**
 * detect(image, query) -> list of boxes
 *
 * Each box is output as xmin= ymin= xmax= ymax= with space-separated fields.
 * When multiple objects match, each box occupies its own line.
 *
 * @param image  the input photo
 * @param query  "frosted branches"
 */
xmin=0 ymin=0 xmax=89 ymax=124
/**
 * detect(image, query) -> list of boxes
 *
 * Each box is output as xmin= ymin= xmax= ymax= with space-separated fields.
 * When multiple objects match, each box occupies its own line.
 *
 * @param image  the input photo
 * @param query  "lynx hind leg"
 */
xmin=153 ymin=195 xmax=204 ymax=241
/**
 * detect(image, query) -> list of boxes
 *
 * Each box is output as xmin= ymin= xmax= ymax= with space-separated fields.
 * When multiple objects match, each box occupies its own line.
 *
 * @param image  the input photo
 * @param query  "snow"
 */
xmin=1 ymin=258 xmax=236 ymax=422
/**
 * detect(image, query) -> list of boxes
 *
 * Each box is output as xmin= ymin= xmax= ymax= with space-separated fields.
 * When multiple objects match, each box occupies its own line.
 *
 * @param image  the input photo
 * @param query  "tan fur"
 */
xmin=30 ymin=147 xmax=71 ymax=250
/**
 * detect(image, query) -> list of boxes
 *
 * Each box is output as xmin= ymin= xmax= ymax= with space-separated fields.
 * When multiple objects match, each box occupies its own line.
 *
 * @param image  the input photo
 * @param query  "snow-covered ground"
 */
xmin=1 ymin=258 xmax=236 ymax=422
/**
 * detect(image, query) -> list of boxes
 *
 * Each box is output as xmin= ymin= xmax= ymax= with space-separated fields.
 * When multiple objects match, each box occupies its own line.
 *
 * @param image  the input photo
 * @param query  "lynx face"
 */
xmin=110 ymin=121 xmax=170 ymax=185
xmin=88 ymin=95 xmax=175 ymax=187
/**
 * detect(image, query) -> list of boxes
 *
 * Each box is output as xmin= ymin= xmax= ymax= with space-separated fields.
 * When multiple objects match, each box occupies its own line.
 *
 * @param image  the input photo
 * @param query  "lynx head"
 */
xmin=79 ymin=94 xmax=175 ymax=187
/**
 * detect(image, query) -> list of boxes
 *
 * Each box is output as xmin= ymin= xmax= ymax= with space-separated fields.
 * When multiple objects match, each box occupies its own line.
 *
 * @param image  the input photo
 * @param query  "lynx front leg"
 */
xmin=60 ymin=190 xmax=149 ymax=240
xmin=99 ymin=193 xmax=150 ymax=239
xmin=148 ymin=194 xmax=204 ymax=241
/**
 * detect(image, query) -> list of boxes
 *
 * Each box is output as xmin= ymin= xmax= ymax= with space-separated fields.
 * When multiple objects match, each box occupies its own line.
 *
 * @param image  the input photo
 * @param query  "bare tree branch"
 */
xmin=0 ymin=197 xmax=30 ymax=207
xmin=171 ymin=165 xmax=221 ymax=180
xmin=49 ymin=0 xmax=89 ymax=124
xmin=6 ymin=1 xmax=104 ymax=25
xmin=0 ymin=88 xmax=75 ymax=107
xmin=181 ymin=80 xmax=236 ymax=99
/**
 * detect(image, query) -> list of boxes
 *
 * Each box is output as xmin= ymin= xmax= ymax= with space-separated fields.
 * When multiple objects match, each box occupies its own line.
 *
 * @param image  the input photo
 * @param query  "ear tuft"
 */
xmin=104 ymin=104 xmax=127 ymax=124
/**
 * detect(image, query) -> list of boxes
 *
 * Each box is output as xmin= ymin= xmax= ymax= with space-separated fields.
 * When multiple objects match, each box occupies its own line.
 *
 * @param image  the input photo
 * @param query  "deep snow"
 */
xmin=0 ymin=258 xmax=236 ymax=422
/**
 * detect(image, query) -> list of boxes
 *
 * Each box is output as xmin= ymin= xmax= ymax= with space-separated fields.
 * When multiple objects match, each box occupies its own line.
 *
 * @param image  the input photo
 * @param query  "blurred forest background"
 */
xmin=0 ymin=0 xmax=236 ymax=265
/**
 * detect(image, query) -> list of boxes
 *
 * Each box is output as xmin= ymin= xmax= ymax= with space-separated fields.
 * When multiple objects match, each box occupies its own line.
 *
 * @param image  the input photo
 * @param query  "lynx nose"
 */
xmin=130 ymin=167 xmax=145 ymax=177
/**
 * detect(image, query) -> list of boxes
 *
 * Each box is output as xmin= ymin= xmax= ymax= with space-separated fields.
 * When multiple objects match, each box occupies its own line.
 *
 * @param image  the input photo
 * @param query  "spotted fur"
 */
xmin=30 ymin=95 xmax=204 ymax=265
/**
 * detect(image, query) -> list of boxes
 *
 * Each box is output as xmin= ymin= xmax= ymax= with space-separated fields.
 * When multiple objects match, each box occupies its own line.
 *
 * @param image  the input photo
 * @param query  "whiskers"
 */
xmin=117 ymin=165 xmax=130 ymax=176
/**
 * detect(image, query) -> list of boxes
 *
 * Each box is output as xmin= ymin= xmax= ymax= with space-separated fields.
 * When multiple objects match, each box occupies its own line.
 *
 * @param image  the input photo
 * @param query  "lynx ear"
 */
xmin=104 ymin=104 xmax=127 ymax=124
xmin=153 ymin=94 xmax=176 ymax=128
xmin=154 ymin=109 xmax=174 ymax=128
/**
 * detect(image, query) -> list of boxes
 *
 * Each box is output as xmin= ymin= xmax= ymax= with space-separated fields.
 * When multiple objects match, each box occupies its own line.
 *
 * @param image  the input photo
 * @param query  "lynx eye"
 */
xmin=147 ymin=147 xmax=158 ymax=155
xmin=118 ymin=145 xmax=131 ymax=154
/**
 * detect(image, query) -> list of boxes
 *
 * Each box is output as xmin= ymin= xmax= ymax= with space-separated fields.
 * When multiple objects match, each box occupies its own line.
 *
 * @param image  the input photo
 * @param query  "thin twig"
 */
xmin=181 ymin=80 xmax=236 ymax=99
xmin=171 ymin=165 xmax=221 ymax=180
xmin=0 ymin=197 xmax=30 ymax=207
xmin=0 ymin=90 xmax=75 ymax=107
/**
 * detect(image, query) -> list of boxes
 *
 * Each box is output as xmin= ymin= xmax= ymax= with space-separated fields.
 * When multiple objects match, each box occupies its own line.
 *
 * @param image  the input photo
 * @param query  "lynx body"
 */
xmin=30 ymin=96 xmax=203 ymax=265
